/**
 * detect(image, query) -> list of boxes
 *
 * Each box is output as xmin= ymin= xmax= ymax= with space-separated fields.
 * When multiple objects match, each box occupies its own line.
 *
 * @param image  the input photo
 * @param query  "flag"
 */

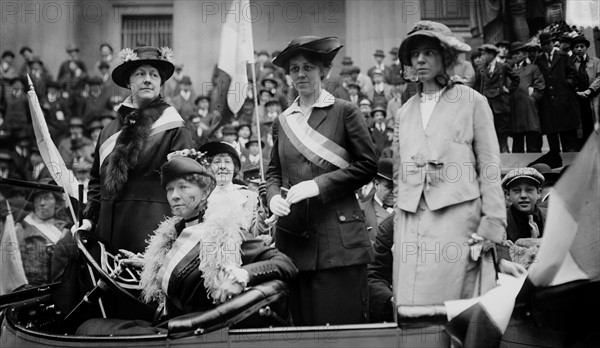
xmin=26 ymin=74 xmax=76 ymax=197
xmin=0 ymin=201 xmax=28 ymax=295
xmin=218 ymin=0 xmax=255 ymax=114
xmin=528 ymin=131 xmax=599 ymax=286
xmin=444 ymin=273 xmax=526 ymax=348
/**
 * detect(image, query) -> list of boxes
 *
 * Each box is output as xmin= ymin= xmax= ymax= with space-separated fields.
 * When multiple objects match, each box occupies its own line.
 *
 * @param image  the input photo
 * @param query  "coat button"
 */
xmin=339 ymin=215 xmax=346 ymax=222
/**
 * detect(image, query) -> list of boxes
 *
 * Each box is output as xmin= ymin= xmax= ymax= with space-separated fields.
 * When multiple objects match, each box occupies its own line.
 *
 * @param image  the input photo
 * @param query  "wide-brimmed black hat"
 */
xmin=111 ymin=46 xmax=175 ymax=88
xmin=199 ymin=141 xmax=241 ymax=171
xmin=571 ymin=35 xmax=590 ymax=48
xmin=160 ymin=155 xmax=215 ymax=189
xmin=273 ymin=36 xmax=343 ymax=68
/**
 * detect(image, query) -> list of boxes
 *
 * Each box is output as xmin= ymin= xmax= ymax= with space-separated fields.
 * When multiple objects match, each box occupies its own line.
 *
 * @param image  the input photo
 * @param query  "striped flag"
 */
xmin=0 ymin=201 xmax=28 ymax=295
xmin=26 ymin=74 xmax=77 ymax=197
xmin=217 ymin=0 xmax=255 ymax=114
xmin=528 ymin=131 xmax=599 ymax=286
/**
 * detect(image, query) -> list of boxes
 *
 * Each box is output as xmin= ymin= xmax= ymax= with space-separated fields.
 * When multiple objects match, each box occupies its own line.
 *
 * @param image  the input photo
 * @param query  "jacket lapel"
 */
xmin=307 ymin=107 xmax=328 ymax=130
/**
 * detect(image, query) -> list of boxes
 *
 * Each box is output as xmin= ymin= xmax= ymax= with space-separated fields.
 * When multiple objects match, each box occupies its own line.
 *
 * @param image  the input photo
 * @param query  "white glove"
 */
xmin=269 ymin=194 xmax=290 ymax=217
xmin=71 ymin=218 xmax=93 ymax=234
xmin=286 ymin=180 xmax=320 ymax=204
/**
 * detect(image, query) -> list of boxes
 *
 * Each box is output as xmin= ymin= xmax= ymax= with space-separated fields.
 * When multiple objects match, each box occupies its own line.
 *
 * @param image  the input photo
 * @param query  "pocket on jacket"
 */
xmin=337 ymin=209 xmax=371 ymax=248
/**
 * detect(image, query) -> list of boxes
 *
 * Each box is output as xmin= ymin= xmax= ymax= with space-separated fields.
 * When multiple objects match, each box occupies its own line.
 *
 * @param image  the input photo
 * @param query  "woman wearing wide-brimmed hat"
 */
xmin=266 ymin=36 xmax=377 ymax=325
xmin=393 ymin=21 xmax=507 ymax=305
xmin=76 ymin=46 xmax=194 ymax=254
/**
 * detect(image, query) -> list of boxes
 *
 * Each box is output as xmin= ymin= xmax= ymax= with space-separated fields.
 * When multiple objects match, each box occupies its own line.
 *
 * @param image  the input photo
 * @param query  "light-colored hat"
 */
xmin=398 ymin=21 xmax=471 ymax=66
xmin=502 ymin=167 xmax=545 ymax=189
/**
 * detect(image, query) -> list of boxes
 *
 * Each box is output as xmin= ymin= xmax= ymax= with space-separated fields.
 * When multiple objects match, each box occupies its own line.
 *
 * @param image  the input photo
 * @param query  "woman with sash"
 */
xmin=75 ymin=46 xmax=194 ymax=253
xmin=392 ymin=21 xmax=507 ymax=305
xmin=76 ymin=152 xmax=297 ymax=335
xmin=16 ymin=180 xmax=70 ymax=287
xmin=266 ymin=36 xmax=378 ymax=325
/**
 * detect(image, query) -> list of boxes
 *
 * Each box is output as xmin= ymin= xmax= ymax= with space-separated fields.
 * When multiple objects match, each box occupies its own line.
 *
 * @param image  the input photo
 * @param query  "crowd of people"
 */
xmin=0 ymin=18 xmax=598 ymax=334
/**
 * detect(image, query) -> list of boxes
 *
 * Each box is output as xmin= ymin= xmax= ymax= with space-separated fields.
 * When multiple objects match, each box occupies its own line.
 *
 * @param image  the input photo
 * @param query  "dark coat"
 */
xmin=367 ymin=212 xmax=394 ymax=323
xmin=506 ymin=205 xmax=546 ymax=243
xmin=370 ymin=124 xmax=391 ymax=158
xmin=358 ymin=194 xmax=391 ymax=242
xmin=164 ymin=221 xmax=297 ymax=317
xmin=474 ymin=60 xmax=520 ymax=116
xmin=510 ymin=61 xmax=545 ymax=133
xmin=83 ymin=99 xmax=194 ymax=253
xmin=266 ymin=97 xmax=377 ymax=271
xmin=535 ymin=50 xmax=581 ymax=133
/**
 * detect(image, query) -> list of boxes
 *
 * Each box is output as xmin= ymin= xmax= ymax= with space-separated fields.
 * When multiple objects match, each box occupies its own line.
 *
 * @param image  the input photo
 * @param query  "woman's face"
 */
xmin=166 ymin=178 xmax=205 ymax=219
xmin=210 ymin=154 xmax=235 ymax=186
xmin=289 ymin=55 xmax=324 ymax=97
xmin=33 ymin=193 xmax=57 ymax=221
xmin=129 ymin=64 xmax=161 ymax=105
xmin=410 ymin=38 xmax=444 ymax=83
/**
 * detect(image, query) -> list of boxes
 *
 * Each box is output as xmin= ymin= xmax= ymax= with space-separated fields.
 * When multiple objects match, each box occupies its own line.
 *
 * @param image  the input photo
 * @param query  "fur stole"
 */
xmin=140 ymin=196 xmax=246 ymax=304
xmin=104 ymin=96 xmax=170 ymax=199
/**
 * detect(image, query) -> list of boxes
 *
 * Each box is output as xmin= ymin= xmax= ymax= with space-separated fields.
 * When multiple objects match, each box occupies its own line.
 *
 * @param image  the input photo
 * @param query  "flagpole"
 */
xmin=27 ymin=74 xmax=78 ymax=224
xmin=250 ymin=62 xmax=265 ymax=181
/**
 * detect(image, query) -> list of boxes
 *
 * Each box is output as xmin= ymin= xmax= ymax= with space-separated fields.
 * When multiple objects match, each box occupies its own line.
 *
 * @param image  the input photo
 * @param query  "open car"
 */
xmin=1 ymin=150 xmax=598 ymax=348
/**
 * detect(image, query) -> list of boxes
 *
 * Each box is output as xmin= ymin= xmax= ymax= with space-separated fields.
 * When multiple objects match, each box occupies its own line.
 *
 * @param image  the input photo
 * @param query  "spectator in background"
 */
xmin=536 ymin=32 xmax=580 ymax=153
xmin=80 ymin=76 xmax=110 ymax=124
xmin=351 ymin=66 xmax=373 ymax=98
xmin=527 ymin=43 xmax=541 ymax=64
xmin=359 ymin=98 xmax=374 ymax=128
xmin=347 ymin=82 xmax=365 ymax=106
xmin=369 ymin=69 xmax=393 ymax=109
xmin=260 ymin=74 xmax=289 ymax=109
xmin=0 ymin=50 xmax=18 ymax=81
xmin=571 ymin=35 xmax=600 ymax=147
xmin=57 ymin=44 xmax=88 ymax=90
xmin=386 ymin=77 xmax=404 ymax=120
xmin=41 ymin=80 xmax=69 ymax=142
xmin=162 ymin=64 xmax=185 ymax=104
xmin=95 ymin=43 xmax=115 ymax=75
xmin=450 ymin=52 xmax=476 ymax=86
xmin=4 ymin=76 xmax=30 ymax=135
xmin=171 ymin=76 xmax=196 ymax=117
xmin=57 ymin=117 xmax=93 ymax=169
xmin=19 ymin=46 xmax=50 ymax=78
xmin=509 ymin=41 xmax=545 ymax=153
xmin=367 ymin=212 xmax=395 ymax=323
xmin=388 ymin=47 xmax=402 ymax=84
xmin=359 ymin=158 xmax=394 ymax=242
xmin=557 ymin=34 xmax=573 ymax=57
xmin=495 ymin=40 xmax=511 ymax=64
xmin=474 ymin=44 xmax=520 ymax=153
xmin=368 ymin=49 xmax=392 ymax=83
xmin=370 ymin=107 xmax=389 ymax=158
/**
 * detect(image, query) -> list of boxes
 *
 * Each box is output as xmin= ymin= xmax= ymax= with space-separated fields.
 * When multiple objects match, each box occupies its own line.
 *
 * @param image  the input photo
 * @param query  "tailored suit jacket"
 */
xmin=535 ymin=50 xmax=580 ymax=133
xmin=266 ymin=96 xmax=378 ymax=270
xmin=358 ymin=195 xmax=391 ymax=242
xmin=393 ymin=84 xmax=506 ymax=243
xmin=474 ymin=60 xmax=520 ymax=114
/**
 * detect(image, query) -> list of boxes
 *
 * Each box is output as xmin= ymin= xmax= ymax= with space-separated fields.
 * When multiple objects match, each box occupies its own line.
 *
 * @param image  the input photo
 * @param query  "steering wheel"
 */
xmin=74 ymin=230 xmax=147 ymax=305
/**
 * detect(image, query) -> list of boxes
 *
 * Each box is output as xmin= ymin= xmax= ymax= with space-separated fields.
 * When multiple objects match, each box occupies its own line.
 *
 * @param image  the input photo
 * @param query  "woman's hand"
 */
xmin=498 ymin=259 xmax=527 ymax=277
xmin=286 ymin=180 xmax=320 ymax=204
xmin=269 ymin=195 xmax=291 ymax=217
xmin=71 ymin=218 xmax=92 ymax=234
xmin=211 ymin=267 xmax=249 ymax=304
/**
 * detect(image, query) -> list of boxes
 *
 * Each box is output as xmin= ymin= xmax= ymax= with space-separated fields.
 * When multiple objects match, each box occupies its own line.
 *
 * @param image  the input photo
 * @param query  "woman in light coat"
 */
xmin=393 ymin=21 xmax=507 ymax=305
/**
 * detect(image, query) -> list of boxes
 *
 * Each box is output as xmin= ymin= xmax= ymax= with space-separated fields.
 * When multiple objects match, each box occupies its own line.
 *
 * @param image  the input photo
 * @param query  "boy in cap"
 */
xmin=502 ymin=167 xmax=546 ymax=243
xmin=502 ymin=167 xmax=547 ymax=268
